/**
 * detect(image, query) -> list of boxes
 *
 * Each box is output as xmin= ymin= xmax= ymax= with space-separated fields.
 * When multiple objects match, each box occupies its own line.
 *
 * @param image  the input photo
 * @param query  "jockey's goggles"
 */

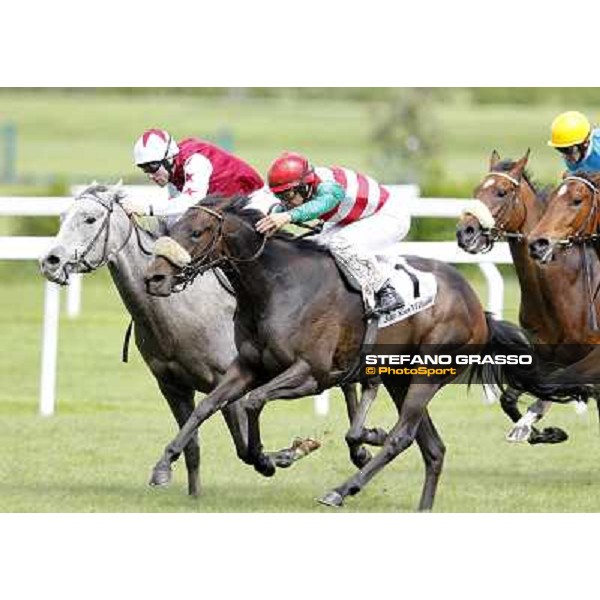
xmin=557 ymin=142 xmax=588 ymax=162
xmin=274 ymin=184 xmax=313 ymax=205
xmin=274 ymin=188 xmax=300 ymax=203
xmin=139 ymin=161 xmax=164 ymax=174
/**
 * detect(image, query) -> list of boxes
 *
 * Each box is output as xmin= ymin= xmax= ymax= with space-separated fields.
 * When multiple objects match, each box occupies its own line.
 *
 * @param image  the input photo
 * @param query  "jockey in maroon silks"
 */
xmin=127 ymin=128 xmax=272 ymax=217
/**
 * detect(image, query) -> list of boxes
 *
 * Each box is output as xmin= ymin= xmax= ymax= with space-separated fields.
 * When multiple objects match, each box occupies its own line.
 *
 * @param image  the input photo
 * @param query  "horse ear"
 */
xmin=489 ymin=150 xmax=500 ymax=170
xmin=113 ymin=179 xmax=127 ymax=201
xmin=511 ymin=149 xmax=531 ymax=177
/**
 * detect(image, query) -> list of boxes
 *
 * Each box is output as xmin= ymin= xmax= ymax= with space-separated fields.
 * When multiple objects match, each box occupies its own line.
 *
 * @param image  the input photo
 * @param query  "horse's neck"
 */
xmin=223 ymin=234 xmax=338 ymax=317
xmin=519 ymin=185 xmax=546 ymax=234
xmin=538 ymin=244 xmax=600 ymax=342
xmin=506 ymin=187 xmax=546 ymax=311
xmin=505 ymin=186 xmax=566 ymax=336
xmin=107 ymin=224 xmax=169 ymax=331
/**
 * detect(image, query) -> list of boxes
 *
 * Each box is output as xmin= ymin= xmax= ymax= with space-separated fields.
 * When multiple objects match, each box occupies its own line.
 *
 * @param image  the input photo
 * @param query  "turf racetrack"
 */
xmin=1 ymin=265 xmax=599 ymax=512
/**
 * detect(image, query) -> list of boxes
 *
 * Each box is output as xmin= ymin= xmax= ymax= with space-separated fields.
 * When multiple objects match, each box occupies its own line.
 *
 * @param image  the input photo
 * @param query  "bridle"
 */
xmin=63 ymin=192 xmax=151 ymax=273
xmin=554 ymin=176 xmax=600 ymax=248
xmin=477 ymin=171 xmax=528 ymax=249
xmin=170 ymin=205 xmax=268 ymax=292
xmin=544 ymin=175 xmax=600 ymax=331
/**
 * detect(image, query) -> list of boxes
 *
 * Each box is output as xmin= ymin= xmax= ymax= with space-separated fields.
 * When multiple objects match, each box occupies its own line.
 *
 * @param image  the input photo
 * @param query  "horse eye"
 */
xmin=190 ymin=230 xmax=202 ymax=239
xmin=572 ymin=197 xmax=582 ymax=207
xmin=85 ymin=216 xmax=97 ymax=225
xmin=496 ymin=188 xmax=507 ymax=198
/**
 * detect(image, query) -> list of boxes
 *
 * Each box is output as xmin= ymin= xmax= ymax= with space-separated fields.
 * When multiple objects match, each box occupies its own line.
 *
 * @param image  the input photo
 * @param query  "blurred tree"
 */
xmin=369 ymin=88 xmax=443 ymax=185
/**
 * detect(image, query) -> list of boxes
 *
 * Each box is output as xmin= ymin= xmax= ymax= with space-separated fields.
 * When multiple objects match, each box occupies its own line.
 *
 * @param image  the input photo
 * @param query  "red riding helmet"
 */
xmin=267 ymin=152 xmax=317 ymax=193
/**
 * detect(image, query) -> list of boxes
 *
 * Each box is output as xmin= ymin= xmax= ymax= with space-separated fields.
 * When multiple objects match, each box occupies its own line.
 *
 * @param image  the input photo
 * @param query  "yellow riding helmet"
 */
xmin=548 ymin=111 xmax=591 ymax=147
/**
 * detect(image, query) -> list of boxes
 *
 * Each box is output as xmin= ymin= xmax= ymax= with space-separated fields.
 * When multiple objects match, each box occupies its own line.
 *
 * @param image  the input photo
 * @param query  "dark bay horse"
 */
xmin=457 ymin=150 xmax=597 ymax=442
xmin=142 ymin=195 xmax=584 ymax=511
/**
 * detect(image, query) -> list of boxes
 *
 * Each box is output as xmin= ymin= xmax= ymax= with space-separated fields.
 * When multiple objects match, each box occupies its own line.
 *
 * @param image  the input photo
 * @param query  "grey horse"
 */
xmin=38 ymin=183 xmax=370 ymax=496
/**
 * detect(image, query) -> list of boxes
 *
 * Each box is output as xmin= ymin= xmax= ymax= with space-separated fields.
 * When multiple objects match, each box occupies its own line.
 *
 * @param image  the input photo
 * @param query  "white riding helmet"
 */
xmin=133 ymin=129 xmax=180 ymax=165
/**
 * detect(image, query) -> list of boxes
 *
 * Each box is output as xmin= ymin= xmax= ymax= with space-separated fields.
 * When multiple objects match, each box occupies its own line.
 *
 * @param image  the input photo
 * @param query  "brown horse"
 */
xmin=141 ymin=195 xmax=584 ymax=511
xmin=457 ymin=150 xmax=597 ymax=441
xmin=527 ymin=171 xmax=600 ymax=391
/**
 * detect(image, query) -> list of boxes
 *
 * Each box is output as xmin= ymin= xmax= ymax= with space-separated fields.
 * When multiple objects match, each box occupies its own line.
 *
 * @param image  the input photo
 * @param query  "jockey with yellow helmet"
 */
xmin=256 ymin=152 xmax=412 ymax=315
xmin=126 ymin=128 xmax=269 ymax=216
xmin=548 ymin=111 xmax=600 ymax=172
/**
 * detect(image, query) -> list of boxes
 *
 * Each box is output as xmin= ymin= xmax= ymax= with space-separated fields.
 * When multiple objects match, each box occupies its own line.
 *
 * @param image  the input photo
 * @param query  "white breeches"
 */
xmin=315 ymin=191 xmax=411 ymax=308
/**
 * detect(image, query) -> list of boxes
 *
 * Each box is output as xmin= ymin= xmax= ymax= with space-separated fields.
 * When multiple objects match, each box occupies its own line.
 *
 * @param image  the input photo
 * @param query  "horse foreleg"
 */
xmin=241 ymin=360 xmax=319 ymax=477
xmin=319 ymin=381 xmax=440 ymax=511
xmin=149 ymin=358 xmax=256 ymax=489
xmin=506 ymin=399 xmax=568 ymax=444
xmin=220 ymin=401 xmax=251 ymax=464
xmin=500 ymin=387 xmax=524 ymax=423
xmin=157 ymin=378 xmax=200 ymax=497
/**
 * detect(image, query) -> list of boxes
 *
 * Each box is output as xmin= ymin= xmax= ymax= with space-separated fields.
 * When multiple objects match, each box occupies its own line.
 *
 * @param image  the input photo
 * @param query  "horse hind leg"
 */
xmin=319 ymin=380 xmax=439 ymax=511
xmin=415 ymin=409 xmax=446 ymax=512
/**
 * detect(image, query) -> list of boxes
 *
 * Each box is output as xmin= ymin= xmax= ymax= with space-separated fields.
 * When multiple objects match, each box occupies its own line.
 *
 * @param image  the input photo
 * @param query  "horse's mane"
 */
xmin=197 ymin=195 xmax=331 ymax=254
xmin=78 ymin=183 xmax=165 ymax=240
xmin=492 ymin=159 xmax=552 ymax=202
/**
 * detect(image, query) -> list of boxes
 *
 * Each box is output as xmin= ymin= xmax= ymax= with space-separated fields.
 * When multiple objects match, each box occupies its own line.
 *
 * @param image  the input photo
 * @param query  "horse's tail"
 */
xmin=467 ymin=313 xmax=590 ymax=403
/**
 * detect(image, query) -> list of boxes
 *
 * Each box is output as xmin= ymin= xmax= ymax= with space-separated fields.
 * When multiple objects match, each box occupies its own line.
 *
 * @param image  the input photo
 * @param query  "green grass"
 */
xmin=0 ymin=89 xmax=592 ymax=193
xmin=0 ymin=91 xmax=598 ymax=511
xmin=1 ymin=266 xmax=599 ymax=512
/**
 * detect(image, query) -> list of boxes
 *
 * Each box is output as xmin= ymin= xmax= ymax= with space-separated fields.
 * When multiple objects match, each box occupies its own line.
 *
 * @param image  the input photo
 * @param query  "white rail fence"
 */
xmin=0 ymin=186 xmax=511 ymax=416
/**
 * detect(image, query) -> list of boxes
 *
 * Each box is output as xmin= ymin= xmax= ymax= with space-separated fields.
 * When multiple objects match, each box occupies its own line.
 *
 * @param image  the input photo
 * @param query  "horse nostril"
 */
xmin=46 ymin=254 xmax=61 ymax=266
xmin=530 ymin=238 xmax=549 ymax=256
xmin=148 ymin=274 xmax=166 ymax=285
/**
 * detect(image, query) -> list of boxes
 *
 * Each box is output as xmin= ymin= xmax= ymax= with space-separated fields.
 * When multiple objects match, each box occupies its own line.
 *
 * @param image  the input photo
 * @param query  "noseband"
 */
xmin=482 ymin=171 xmax=527 ymax=244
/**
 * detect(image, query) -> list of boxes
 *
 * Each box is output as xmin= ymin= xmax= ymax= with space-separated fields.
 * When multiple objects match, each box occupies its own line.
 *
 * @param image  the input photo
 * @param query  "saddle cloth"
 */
xmin=375 ymin=254 xmax=438 ymax=328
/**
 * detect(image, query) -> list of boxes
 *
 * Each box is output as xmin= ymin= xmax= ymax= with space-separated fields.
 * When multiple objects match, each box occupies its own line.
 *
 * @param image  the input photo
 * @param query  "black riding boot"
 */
xmin=375 ymin=281 xmax=404 ymax=314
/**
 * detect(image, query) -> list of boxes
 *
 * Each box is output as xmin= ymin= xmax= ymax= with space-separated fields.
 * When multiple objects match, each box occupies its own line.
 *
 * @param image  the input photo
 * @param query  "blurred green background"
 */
xmin=2 ymin=87 xmax=598 ymax=237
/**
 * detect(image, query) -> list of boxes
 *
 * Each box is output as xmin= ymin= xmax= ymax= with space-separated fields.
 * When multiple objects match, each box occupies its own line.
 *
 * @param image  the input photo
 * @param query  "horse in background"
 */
xmin=457 ymin=150 xmax=597 ymax=442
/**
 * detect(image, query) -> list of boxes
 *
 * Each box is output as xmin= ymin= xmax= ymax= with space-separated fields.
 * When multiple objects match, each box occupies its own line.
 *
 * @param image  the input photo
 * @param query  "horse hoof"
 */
xmin=529 ymin=426 xmax=569 ymax=445
xmin=317 ymin=490 xmax=344 ymax=508
xmin=254 ymin=456 xmax=276 ymax=477
xmin=149 ymin=465 xmax=172 ymax=487
xmin=271 ymin=449 xmax=294 ymax=469
xmin=506 ymin=424 xmax=531 ymax=443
